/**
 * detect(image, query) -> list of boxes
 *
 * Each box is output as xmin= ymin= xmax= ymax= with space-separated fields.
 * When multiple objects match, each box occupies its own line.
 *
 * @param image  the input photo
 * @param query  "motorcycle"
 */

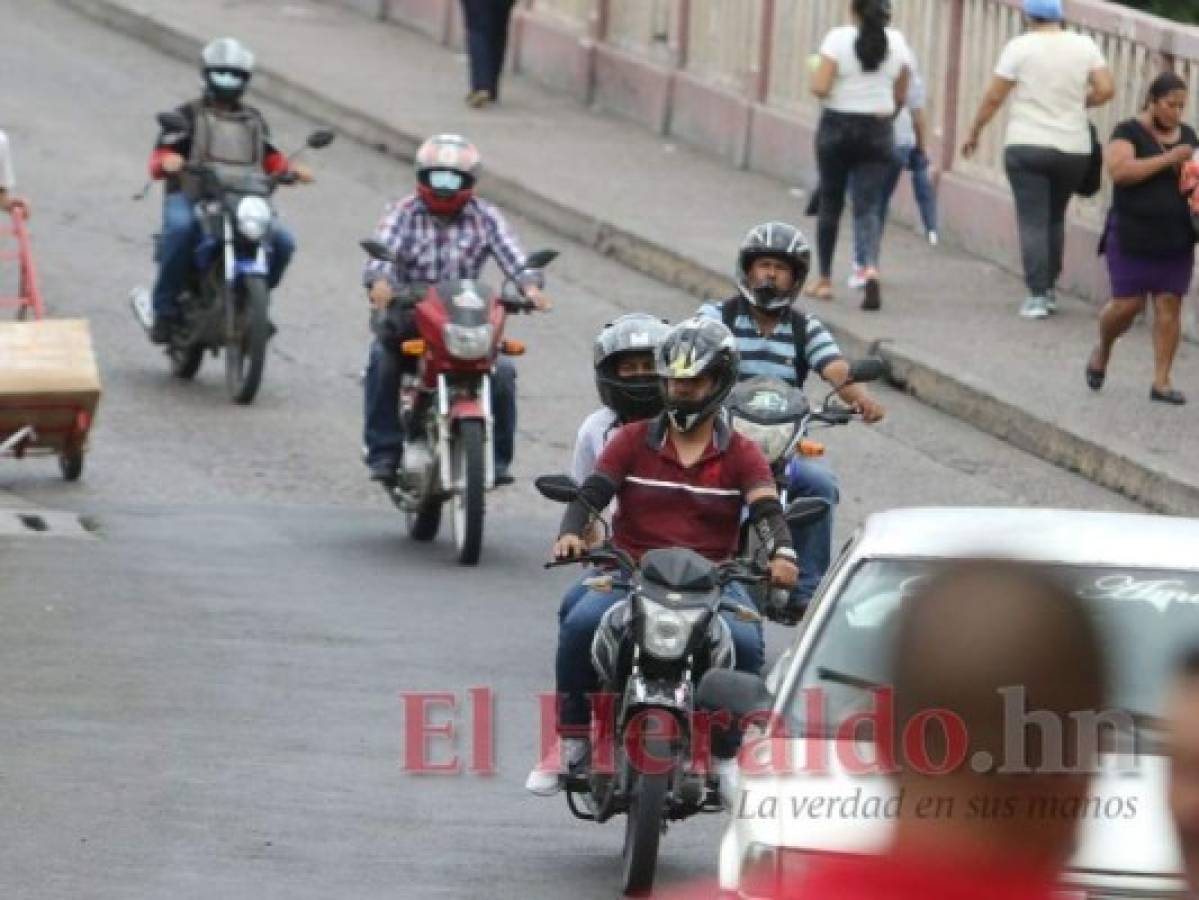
xmin=535 ymin=474 xmax=824 ymax=897
xmin=360 ymin=239 xmax=557 ymax=565
xmin=131 ymin=111 xmax=334 ymax=404
xmin=727 ymin=357 xmax=886 ymax=624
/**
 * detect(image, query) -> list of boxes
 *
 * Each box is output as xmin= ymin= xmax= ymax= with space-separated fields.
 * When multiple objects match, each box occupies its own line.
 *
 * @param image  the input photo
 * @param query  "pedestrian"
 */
xmin=780 ymin=559 xmax=1108 ymax=898
xmin=0 ymin=129 xmax=29 ymax=215
xmin=460 ymin=0 xmax=518 ymax=109
xmin=1086 ymin=72 xmax=1197 ymax=406
xmin=850 ymin=60 xmax=939 ymax=289
xmin=1167 ymin=646 xmax=1199 ymax=896
xmin=962 ymin=0 xmax=1115 ymax=320
xmin=807 ymin=0 xmax=911 ymax=311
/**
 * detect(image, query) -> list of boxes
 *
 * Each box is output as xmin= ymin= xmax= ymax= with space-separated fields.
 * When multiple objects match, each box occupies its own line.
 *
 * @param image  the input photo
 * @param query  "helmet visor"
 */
xmin=427 ymin=169 xmax=466 ymax=192
xmin=208 ymin=69 xmax=248 ymax=91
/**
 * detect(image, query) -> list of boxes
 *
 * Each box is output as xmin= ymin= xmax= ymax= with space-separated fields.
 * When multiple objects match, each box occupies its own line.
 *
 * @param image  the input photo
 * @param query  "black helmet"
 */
xmin=655 ymin=317 xmax=740 ymax=433
xmin=736 ymin=221 xmax=812 ymax=312
xmin=202 ymin=37 xmax=255 ymax=103
xmin=594 ymin=313 xmax=671 ymax=422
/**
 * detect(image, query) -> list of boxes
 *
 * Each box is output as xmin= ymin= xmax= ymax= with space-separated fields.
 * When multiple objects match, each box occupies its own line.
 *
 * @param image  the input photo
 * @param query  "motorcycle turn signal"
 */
xmin=500 ymin=338 xmax=526 ymax=356
xmin=400 ymin=339 xmax=426 ymax=356
xmin=795 ymin=438 xmax=825 ymax=458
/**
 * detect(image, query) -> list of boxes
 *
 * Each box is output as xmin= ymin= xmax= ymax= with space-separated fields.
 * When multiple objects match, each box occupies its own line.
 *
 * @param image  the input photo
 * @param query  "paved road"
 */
xmin=0 ymin=3 xmax=1140 ymax=898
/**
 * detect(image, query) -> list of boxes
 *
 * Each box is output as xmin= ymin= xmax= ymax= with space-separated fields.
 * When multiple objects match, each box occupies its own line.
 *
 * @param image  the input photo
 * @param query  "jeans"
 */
xmin=1003 ymin=146 xmax=1090 ymax=297
xmin=555 ymin=579 xmax=765 ymax=728
xmin=815 ymin=109 xmax=895 ymax=276
xmin=151 ymin=191 xmax=295 ymax=318
xmin=460 ymin=0 xmax=517 ymax=98
xmin=854 ymin=144 xmax=938 ymax=267
xmin=785 ymin=457 xmax=839 ymax=602
xmin=362 ymin=338 xmax=517 ymax=469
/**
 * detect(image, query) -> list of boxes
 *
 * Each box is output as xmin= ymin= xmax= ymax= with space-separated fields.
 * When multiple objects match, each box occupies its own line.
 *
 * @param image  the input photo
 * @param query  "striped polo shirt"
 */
xmin=699 ymin=297 xmax=843 ymax=386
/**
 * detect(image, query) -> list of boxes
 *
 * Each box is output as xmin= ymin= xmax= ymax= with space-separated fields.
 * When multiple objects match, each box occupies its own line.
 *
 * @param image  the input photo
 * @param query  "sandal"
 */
xmin=1085 ymin=347 xmax=1105 ymax=392
xmin=1150 ymin=386 xmax=1187 ymax=405
xmin=804 ymin=280 xmax=834 ymax=301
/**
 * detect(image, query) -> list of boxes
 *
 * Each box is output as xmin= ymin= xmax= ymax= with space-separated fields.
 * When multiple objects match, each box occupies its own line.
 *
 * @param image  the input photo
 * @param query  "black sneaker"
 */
xmin=494 ymin=465 xmax=515 ymax=487
xmin=368 ymin=459 xmax=400 ymax=485
xmin=150 ymin=315 xmax=177 ymax=344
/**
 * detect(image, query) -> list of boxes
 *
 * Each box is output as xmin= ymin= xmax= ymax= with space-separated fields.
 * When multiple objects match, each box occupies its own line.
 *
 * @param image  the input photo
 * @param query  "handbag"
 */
xmin=1076 ymin=123 xmax=1102 ymax=198
xmin=1145 ymin=125 xmax=1199 ymax=239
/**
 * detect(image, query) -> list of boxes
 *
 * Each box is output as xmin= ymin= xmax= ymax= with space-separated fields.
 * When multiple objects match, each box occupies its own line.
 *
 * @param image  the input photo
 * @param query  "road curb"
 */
xmin=57 ymin=0 xmax=1199 ymax=516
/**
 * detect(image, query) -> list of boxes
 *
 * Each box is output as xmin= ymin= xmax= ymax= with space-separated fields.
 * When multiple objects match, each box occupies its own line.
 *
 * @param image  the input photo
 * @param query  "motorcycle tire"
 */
xmin=226 ymin=276 xmax=270 ymax=405
xmin=450 ymin=419 xmax=485 ymax=566
xmin=406 ymin=499 xmax=442 ymax=542
xmin=621 ymin=738 xmax=671 ymax=897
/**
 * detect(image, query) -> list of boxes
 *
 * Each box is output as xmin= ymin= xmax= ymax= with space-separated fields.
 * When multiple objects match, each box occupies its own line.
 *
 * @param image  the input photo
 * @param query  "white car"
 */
xmin=712 ymin=507 xmax=1199 ymax=898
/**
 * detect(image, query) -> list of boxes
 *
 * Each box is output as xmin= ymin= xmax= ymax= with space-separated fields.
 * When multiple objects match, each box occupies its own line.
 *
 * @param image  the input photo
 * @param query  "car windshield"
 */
xmin=783 ymin=559 xmax=1199 ymax=751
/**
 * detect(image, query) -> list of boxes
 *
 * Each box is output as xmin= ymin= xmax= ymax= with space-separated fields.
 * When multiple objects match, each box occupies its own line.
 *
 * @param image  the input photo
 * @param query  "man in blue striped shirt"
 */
xmin=699 ymin=222 xmax=884 ymax=608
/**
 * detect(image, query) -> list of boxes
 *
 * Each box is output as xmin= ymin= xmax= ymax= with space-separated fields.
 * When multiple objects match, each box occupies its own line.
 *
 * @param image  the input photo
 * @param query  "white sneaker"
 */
xmin=1019 ymin=295 xmax=1050 ymax=320
xmin=927 ymin=231 xmax=939 ymax=246
xmin=524 ymin=737 xmax=589 ymax=797
xmin=847 ymin=267 xmax=868 ymax=290
xmin=712 ymin=756 xmax=740 ymax=807
xmin=1045 ymin=289 xmax=1058 ymax=315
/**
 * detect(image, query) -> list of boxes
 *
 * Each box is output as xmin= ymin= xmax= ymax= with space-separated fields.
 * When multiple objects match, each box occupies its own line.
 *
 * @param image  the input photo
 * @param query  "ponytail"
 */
xmin=853 ymin=0 xmax=891 ymax=73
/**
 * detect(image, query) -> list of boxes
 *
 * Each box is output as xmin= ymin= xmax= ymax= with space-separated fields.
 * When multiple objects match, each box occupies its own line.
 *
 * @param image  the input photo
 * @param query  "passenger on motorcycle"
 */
xmin=362 ymin=133 xmax=551 ymax=486
xmin=147 ymin=38 xmax=311 ymax=344
xmin=698 ymin=221 xmax=885 ymax=612
xmin=526 ymin=317 xmax=799 ymax=796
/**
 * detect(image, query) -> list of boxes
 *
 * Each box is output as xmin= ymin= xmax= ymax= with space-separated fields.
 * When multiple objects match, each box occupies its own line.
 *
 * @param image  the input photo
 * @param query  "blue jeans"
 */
xmin=151 ymin=191 xmax=295 ymax=318
xmin=555 ymin=579 xmax=765 ymax=728
xmin=785 ymin=457 xmax=839 ymax=603
xmin=853 ymin=144 xmax=939 ymax=268
xmin=362 ymin=339 xmax=517 ymax=469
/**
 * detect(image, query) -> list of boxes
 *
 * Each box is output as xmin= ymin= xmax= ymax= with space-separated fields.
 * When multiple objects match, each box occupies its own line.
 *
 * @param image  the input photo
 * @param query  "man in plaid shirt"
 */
xmin=362 ymin=134 xmax=550 ymax=484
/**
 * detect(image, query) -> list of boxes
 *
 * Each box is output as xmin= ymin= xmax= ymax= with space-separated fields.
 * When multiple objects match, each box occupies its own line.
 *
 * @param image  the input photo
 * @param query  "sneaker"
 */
xmin=927 ymin=231 xmax=939 ymax=246
xmin=861 ymin=274 xmax=882 ymax=311
xmin=1019 ymin=295 xmax=1050 ymax=320
xmin=1045 ymin=289 xmax=1058 ymax=316
xmin=494 ymin=464 xmax=515 ymax=487
xmin=149 ymin=314 xmax=177 ymax=345
xmin=368 ymin=458 xmax=399 ymax=485
xmin=525 ymin=737 xmax=589 ymax=797
xmin=712 ymin=756 xmax=740 ymax=807
xmin=847 ymin=267 xmax=868 ymax=290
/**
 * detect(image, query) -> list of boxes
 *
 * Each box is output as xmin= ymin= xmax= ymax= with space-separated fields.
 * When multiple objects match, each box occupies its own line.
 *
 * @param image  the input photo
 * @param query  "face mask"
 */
xmin=751 ymin=281 xmax=783 ymax=306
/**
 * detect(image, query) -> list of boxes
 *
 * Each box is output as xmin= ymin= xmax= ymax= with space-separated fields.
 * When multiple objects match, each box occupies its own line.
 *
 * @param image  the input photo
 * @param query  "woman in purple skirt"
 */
xmin=1087 ymin=72 xmax=1197 ymax=405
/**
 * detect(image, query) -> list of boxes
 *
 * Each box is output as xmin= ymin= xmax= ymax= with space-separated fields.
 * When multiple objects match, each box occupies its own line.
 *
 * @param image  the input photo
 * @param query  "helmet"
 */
xmin=593 ymin=313 xmax=671 ymax=422
xmin=655 ymin=317 xmax=739 ymax=433
xmin=202 ymin=38 xmax=255 ymax=103
xmin=736 ymin=221 xmax=812 ymax=312
xmin=415 ymin=134 xmax=481 ymax=217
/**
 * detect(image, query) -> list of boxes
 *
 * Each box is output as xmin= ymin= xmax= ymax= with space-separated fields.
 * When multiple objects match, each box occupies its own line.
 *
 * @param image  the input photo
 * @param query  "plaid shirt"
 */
xmin=362 ymin=195 xmax=543 ymax=292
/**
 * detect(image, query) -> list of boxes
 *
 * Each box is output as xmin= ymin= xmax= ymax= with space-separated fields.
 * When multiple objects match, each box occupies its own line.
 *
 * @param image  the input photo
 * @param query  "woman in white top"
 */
xmin=808 ymin=0 xmax=910 ymax=311
xmin=962 ymin=0 xmax=1114 ymax=319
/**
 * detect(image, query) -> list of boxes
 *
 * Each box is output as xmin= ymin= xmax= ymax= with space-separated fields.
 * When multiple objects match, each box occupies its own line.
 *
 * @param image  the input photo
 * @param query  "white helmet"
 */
xmin=202 ymin=38 xmax=255 ymax=101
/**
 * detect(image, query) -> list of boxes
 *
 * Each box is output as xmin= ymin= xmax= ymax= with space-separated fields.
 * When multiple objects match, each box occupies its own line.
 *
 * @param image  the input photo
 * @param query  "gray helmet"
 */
xmin=202 ymin=38 xmax=255 ymax=102
xmin=655 ymin=317 xmax=740 ymax=433
xmin=594 ymin=313 xmax=671 ymax=422
xmin=736 ymin=221 xmax=812 ymax=312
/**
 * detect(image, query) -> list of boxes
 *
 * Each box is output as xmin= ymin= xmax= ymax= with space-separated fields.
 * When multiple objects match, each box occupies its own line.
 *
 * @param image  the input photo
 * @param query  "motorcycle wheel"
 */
xmin=450 ymin=419 xmax=485 ymax=566
xmin=226 ymin=276 xmax=270 ymax=405
xmin=621 ymin=738 xmax=671 ymax=897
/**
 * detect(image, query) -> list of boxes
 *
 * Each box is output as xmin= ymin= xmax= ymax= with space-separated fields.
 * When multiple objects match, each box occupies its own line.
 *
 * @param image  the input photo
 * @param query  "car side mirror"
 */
xmin=360 ymin=239 xmax=397 ymax=264
xmin=523 ymin=249 xmax=558 ymax=271
xmin=696 ymin=669 xmax=773 ymax=722
xmin=847 ymin=357 xmax=887 ymax=384
xmin=307 ymin=129 xmax=336 ymax=150
xmin=784 ymin=497 xmax=828 ymax=528
xmin=535 ymin=474 xmax=580 ymax=504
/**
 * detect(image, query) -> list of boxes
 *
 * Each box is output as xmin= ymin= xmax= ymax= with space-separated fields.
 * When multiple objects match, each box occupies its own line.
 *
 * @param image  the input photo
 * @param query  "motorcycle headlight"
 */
xmin=731 ymin=418 xmax=797 ymax=464
xmin=443 ymin=323 xmax=493 ymax=360
xmin=235 ymin=196 xmax=272 ymax=241
xmin=641 ymin=600 xmax=704 ymax=660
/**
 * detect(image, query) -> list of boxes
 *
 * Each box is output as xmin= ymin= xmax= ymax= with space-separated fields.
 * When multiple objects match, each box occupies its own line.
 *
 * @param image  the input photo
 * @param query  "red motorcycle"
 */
xmin=360 ymin=240 xmax=556 ymax=564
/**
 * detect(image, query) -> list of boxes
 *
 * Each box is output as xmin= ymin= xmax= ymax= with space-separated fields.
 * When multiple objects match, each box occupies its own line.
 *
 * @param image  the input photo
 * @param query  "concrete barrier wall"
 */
xmin=330 ymin=0 xmax=1199 ymax=332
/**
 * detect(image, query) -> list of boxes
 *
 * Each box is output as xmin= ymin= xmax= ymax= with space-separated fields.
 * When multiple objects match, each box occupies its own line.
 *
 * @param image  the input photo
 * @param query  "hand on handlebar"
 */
xmin=553 ymin=534 xmax=588 ymax=561
xmin=523 ymin=285 xmax=552 ymax=311
xmin=853 ymin=393 xmax=886 ymax=424
xmin=769 ymin=555 xmax=799 ymax=590
xmin=287 ymin=163 xmax=315 ymax=185
xmin=369 ymin=280 xmax=396 ymax=311
xmin=160 ymin=151 xmax=185 ymax=175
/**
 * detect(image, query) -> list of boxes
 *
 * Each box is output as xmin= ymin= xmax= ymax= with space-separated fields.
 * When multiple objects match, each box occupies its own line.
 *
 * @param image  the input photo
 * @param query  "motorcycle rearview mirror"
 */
xmin=784 ymin=497 xmax=829 ymax=528
xmin=523 ymin=249 xmax=558 ymax=271
xmin=696 ymin=669 xmax=773 ymax=722
xmin=534 ymin=474 xmax=581 ymax=504
xmin=360 ymin=239 xmax=397 ymax=264
xmin=156 ymin=111 xmax=189 ymax=134
xmin=847 ymin=357 xmax=887 ymax=385
xmin=306 ymin=129 xmax=336 ymax=150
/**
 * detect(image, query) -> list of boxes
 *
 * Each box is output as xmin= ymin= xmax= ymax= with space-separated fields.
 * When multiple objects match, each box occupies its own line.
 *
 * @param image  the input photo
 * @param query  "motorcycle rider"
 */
xmin=362 ymin=133 xmax=550 ymax=486
xmin=147 ymin=38 xmax=312 ymax=344
xmin=526 ymin=317 xmax=799 ymax=795
xmin=699 ymin=221 xmax=885 ymax=614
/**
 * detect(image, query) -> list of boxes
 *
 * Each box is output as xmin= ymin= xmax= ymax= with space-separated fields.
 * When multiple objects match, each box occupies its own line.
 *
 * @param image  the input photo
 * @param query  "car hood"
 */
xmin=726 ymin=738 xmax=1182 ymax=876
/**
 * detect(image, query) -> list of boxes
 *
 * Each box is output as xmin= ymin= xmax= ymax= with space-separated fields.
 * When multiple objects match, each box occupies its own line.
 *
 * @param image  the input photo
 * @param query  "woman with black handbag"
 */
xmin=1086 ymin=72 xmax=1198 ymax=406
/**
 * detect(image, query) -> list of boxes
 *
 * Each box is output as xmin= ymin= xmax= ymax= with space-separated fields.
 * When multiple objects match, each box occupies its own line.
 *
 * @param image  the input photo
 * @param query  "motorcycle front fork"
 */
xmin=404 ymin=373 xmax=495 ymax=492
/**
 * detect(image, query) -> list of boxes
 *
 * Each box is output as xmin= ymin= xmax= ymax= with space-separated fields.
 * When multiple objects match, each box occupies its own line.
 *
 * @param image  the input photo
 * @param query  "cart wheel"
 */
xmin=59 ymin=449 xmax=84 ymax=482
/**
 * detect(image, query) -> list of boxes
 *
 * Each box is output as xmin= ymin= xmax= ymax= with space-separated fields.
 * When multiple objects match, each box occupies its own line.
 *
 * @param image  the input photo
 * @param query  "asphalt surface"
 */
xmin=0 ymin=2 xmax=1141 ymax=898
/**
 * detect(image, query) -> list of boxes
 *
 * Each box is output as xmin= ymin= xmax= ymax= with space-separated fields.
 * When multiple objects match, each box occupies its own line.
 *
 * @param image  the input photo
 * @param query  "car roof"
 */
xmin=855 ymin=507 xmax=1199 ymax=572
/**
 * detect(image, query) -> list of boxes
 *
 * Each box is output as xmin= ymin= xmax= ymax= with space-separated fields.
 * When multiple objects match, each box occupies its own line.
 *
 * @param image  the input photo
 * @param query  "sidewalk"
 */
xmin=60 ymin=0 xmax=1199 ymax=514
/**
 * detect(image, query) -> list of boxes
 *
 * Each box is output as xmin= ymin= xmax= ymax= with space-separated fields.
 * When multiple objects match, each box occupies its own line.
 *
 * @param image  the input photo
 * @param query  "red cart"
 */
xmin=1 ymin=209 xmax=99 ymax=481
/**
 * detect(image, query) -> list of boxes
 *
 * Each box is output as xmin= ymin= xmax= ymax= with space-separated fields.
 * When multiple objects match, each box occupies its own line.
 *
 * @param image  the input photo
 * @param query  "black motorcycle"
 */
xmin=536 ymin=474 xmax=821 ymax=896
xmin=132 ymin=112 xmax=334 ymax=404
